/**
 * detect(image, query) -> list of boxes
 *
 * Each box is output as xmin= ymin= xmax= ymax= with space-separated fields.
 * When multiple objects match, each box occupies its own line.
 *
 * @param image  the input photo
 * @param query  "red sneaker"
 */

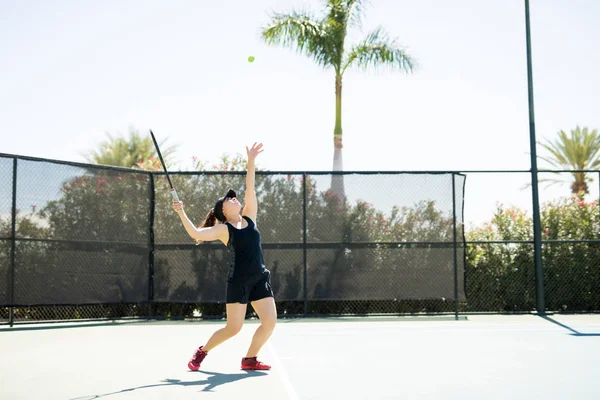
xmin=241 ymin=357 xmax=271 ymax=370
xmin=187 ymin=346 xmax=207 ymax=371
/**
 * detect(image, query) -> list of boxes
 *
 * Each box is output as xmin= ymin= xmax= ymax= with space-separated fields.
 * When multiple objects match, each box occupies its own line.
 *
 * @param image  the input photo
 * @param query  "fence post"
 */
xmin=148 ymin=172 xmax=155 ymax=320
xmin=451 ymin=173 xmax=459 ymax=320
xmin=524 ymin=0 xmax=545 ymax=314
xmin=303 ymin=173 xmax=308 ymax=317
xmin=9 ymin=158 xmax=17 ymax=327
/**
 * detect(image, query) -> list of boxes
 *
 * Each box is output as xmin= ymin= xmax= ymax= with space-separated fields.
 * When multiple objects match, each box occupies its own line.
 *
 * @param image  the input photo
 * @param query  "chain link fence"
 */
xmin=2 ymin=155 xmax=599 ymax=325
xmin=462 ymin=170 xmax=600 ymax=314
xmin=151 ymin=170 xmax=466 ymax=318
xmin=544 ymin=241 xmax=600 ymax=312
xmin=1 ymin=154 xmax=467 ymax=324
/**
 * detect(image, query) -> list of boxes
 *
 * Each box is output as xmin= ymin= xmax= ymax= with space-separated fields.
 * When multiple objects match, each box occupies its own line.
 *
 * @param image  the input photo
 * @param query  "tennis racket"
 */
xmin=149 ymin=129 xmax=179 ymax=202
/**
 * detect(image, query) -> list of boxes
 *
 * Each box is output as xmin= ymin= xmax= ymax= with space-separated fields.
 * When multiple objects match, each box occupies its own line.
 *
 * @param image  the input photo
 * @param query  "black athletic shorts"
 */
xmin=226 ymin=269 xmax=274 ymax=304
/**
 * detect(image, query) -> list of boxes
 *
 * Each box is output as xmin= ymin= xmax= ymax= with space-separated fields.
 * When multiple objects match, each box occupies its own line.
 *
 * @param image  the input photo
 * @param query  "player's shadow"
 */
xmin=540 ymin=315 xmax=600 ymax=337
xmin=70 ymin=370 xmax=267 ymax=399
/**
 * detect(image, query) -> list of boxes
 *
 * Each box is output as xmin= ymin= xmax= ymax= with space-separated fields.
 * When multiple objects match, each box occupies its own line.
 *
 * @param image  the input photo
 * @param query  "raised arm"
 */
xmin=172 ymin=201 xmax=229 ymax=245
xmin=242 ymin=142 xmax=263 ymax=222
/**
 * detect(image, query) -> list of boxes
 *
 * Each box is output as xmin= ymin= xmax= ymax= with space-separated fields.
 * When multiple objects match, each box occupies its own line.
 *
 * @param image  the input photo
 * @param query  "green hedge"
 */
xmin=466 ymin=197 xmax=600 ymax=312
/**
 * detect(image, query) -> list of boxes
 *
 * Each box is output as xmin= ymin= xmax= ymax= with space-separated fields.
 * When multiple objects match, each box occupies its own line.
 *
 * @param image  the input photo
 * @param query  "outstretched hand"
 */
xmin=246 ymin=142 xmax=264 ymax=161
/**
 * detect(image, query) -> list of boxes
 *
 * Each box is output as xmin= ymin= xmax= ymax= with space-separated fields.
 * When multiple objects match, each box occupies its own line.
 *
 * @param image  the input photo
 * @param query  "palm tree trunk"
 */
xmin=331 ymin=73 xmax=345 ymax=198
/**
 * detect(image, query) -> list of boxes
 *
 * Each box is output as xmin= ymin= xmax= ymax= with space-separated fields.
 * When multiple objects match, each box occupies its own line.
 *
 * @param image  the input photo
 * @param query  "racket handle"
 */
xmin=170 ymin=188 xmax=180 ymax=202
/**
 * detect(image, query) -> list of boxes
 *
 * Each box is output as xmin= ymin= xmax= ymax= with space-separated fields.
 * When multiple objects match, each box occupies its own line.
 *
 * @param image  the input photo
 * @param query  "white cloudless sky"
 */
xmin=1 ymin=0 xmax=598 ymax=224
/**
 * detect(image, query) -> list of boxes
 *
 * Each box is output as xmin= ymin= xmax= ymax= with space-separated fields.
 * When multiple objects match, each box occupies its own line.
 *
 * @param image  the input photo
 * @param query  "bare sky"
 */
xmin=1 ymin=0 xmax=598 ymax=224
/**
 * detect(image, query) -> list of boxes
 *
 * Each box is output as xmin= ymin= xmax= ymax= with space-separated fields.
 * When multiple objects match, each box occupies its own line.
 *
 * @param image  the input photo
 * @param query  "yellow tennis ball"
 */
xmin=248 ymin=56 xmax=255 ymax=63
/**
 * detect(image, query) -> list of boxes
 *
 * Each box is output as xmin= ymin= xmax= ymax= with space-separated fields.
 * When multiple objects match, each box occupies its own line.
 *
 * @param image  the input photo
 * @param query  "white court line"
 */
xmin=267 ymin=341 xmax=300 ymax=400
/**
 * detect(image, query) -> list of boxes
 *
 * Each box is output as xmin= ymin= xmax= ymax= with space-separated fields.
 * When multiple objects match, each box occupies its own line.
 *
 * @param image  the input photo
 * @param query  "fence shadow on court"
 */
xmin=540 ymin=315 xmax=600 ymax=337
xmin=70 ymin=370 xmax=268 ymax=399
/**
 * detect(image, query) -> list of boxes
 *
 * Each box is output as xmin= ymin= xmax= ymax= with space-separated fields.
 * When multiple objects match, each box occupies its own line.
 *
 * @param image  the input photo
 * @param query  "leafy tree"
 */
xmin=84 ymin=127 xmax=177 ymax=169
xmin=466 ymin=199 xmax=600 ymax=312
xmin=0 ymin=209 xmax=49 ymax=305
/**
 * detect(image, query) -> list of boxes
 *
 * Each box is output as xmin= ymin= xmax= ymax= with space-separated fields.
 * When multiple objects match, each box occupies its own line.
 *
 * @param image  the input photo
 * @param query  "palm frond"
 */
xmin=84 ymin=129 xmax=177 ymax=168
xmin=537 ymin=125 xmax=600 ymax=196
xmin=346 ymin=0 xmax=370 ymax=28
xmin=539 ymin=136 xmax=569 ymax=167
xmin=537 ymin=152 xmax=565 ymax=170
xmin=539 ymin=126 xmax=600 ymax=170
xmin=582 ymin=127 xmax=600 ymax=168
xmin=342 ymin=27 xmax=415 ymax=73
xmin=325 ymin=0 xmax=346 ymax=26
xmin=324 ymin=0 xmax=369 ymax=29
xmin=320 ymin=1 xmax=349 ymax=69
xmin=261 ymin=11 xmax=333 ymax=68
xmin=521 ymin=177 xmax=568 ymax=191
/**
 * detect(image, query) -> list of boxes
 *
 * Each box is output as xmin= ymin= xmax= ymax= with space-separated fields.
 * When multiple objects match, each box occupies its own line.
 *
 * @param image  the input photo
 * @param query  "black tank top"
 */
xmin=225 ymin=216 xmax=266 ymax=282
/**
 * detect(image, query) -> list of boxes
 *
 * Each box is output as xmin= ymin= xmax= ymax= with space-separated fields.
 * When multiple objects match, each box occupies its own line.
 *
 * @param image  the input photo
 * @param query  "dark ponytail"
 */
xmin=199 ymin=208 xmax=218 ymax=228
xmin=195 ymin=208 xmax=218 ymax=245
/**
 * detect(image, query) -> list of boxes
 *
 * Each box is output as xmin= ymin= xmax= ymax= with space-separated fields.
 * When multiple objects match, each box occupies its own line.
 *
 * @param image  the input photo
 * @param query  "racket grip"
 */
xmin=170 ymin=188 xmax=180 ymax=202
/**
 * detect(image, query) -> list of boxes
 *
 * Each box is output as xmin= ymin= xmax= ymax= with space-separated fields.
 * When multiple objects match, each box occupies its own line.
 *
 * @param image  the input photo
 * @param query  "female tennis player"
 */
xmin=172 ymin=142 xmax=276 ymax=371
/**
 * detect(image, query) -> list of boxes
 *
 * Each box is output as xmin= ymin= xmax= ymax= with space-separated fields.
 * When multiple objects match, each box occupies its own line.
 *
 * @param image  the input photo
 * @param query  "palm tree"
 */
xmin=84 ymin=127 xmax=177 ymax=169
xmin=261 ymin=0 xmax=415 ymax=196
xmin=538 ymin=126 xmax=600 ymax=198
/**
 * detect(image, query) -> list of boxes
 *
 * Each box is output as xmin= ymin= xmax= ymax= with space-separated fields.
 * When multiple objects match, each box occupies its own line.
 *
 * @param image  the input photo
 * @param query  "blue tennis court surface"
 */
xmin=1 ymin=314 xmax=599 ymax=399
